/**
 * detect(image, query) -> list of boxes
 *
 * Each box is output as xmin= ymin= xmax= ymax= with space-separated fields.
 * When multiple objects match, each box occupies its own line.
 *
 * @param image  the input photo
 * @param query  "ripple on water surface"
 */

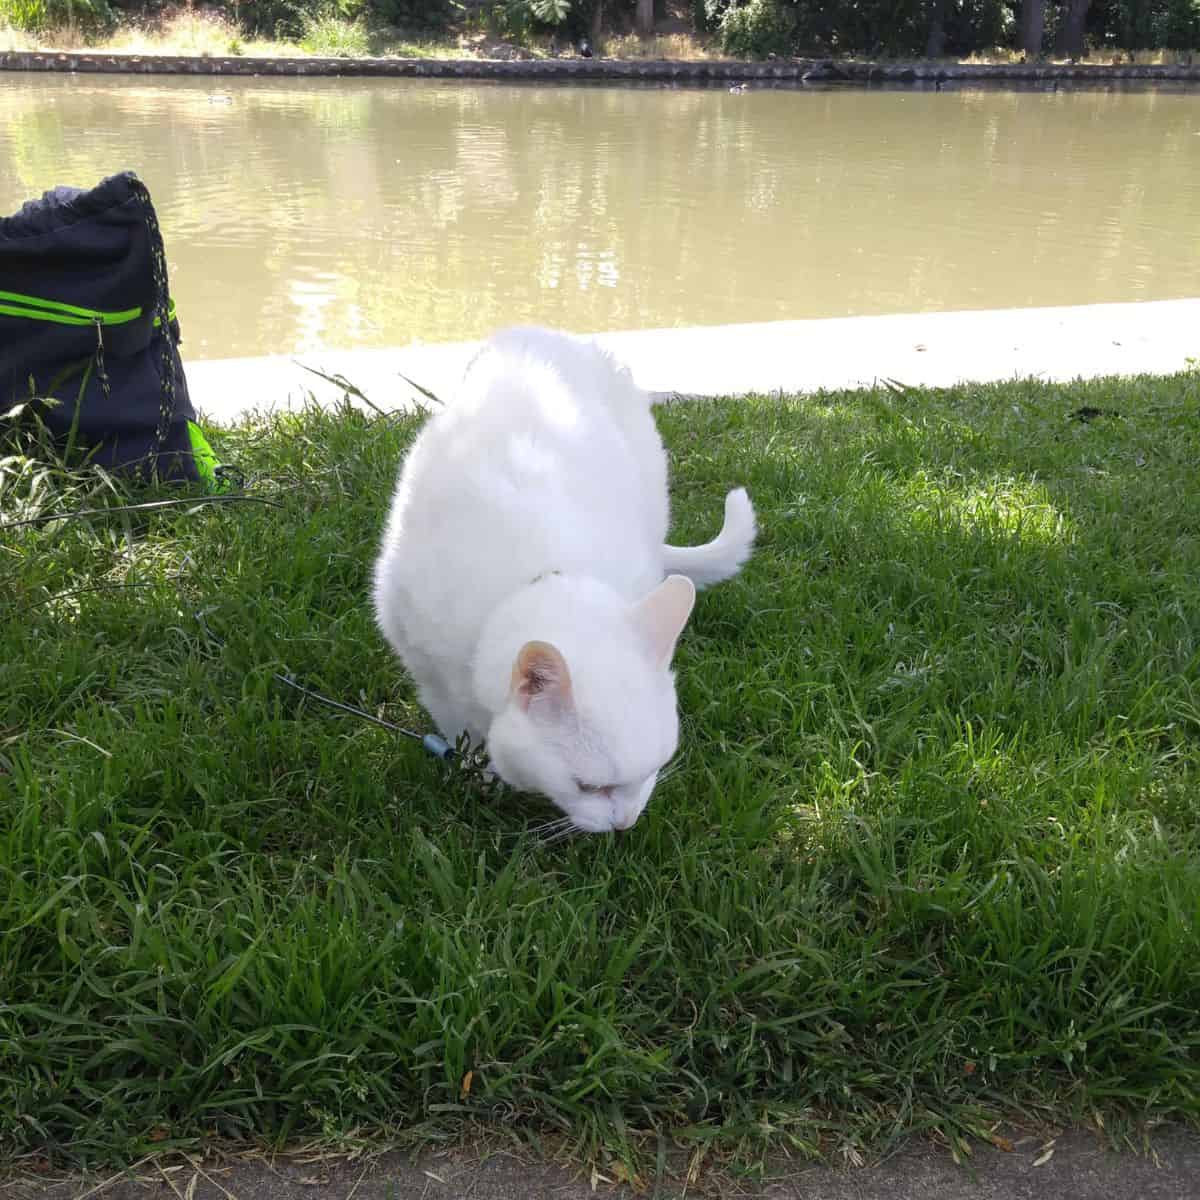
xmin=2 ymin=75 xmax=1198 ymax=356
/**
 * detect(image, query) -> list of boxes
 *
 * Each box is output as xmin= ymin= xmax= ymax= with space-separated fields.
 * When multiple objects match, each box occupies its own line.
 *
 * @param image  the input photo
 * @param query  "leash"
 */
xmin=271 ymin=671 xmax=454 ymax=761
xmin=193 ymin=606 xmax=456 ymax=763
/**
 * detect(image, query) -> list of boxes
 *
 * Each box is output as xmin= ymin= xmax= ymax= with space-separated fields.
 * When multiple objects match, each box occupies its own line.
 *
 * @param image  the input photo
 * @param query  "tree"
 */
xmin=1056 ymin=0 xmax=1092 ymax=54
xmin=925 ymin=0 xmax=947 ymax=54
xmin=1019 ymin=0 xmax=1047 ymax=54
xmin=636 ymin=0 xmax=654 ymax=32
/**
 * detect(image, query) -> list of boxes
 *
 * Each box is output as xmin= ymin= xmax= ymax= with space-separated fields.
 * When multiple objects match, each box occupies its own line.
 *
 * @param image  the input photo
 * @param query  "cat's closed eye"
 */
xmin=575 ymin=780 xmax=614 ymax=796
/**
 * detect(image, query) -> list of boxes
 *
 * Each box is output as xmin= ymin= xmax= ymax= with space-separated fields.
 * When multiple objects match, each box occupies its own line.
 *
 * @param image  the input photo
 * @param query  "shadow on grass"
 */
xmin=1 ymin=373 xmax=1198 ymax=1169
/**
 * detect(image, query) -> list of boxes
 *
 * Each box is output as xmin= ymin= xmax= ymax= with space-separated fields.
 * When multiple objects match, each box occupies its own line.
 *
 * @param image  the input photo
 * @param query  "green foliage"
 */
xmin=1086 ymin=0 xmax=1200 ymax=52
xmin=703 ymin=0 xmax=731 ymax=34
xmin=719 ymin=0 xmax=795 ymax=56
xmin=229 ymin=0 xmax=300 ymax=37
xmin=1106 ymin=0 xmax=1154 ymax=47
xmin=484 ymin=0 xmax=573 ymax=35
xmin=299 ymin=5 xmax=372 ymax=53
xmin=695 ymin=0 xmax=1200 ymax=57
xmin=224 ymin=0 xmax=563 ymax=37
xmin=1161 ymin=0 xmax=1200 ymax=46
xmin=6 ymin=0 xmax=1198 ymax=56
xmin=0 ymin=0 xmax=44 ymax=31
xmin=955 ymin=0 xmax=1010 ymax=51
xmin=0 ymin=0 xmax=111 ymax=32
xmin=366 ymin=0 xmax=454 ymax=31
xmin=3 ymin=0 xmax=1199 ymax=54
xmin=528 ymin=0 xmax=571 ymax=23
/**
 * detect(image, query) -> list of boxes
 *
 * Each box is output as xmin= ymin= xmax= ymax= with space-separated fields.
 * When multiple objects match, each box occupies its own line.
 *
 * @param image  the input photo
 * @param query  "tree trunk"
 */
xmin=635 ymin=0 xmax=654 ymax=35
xmin=1055 ymin=0 xmax=1091 ymax=56
xmin=1019 ymin=0 xmax=1046 ymax=55
xmin=590 ymin=0 xmax=603 ymax=48
xmin=925 ymin=0 xmax=947 ymax=57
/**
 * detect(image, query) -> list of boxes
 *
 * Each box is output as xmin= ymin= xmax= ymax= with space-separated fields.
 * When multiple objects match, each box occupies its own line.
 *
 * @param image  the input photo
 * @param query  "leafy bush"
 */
xmin=482 ymin=0 xmax=533 ymax=37
xmin=718 ymin=0 xmax=794 ymax=57
xmin=0 ymin=0 xmax=46 ymax=30
xmin=483 ymin=0 xmax=572 ymax=36
xmin=367 ymin=0 xmax=454 ymax=30
xmin=702 ymin=0 xmax=730 ymax=33
xmin=1161 ymin=0 xmax=1200 ymax=46
xmin=299 ymin=5 xmax=371 ymax=51
xmin=229 ymin=0 xmax=299 ymax=36
xmin=0 ymin=0 xmax=111 ymax=32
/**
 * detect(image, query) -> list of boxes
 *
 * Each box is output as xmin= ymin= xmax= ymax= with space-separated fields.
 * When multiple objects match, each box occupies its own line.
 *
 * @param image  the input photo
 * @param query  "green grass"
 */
xmin=2 ymin=372 xmax=1199 ymax=1172
xmin=298 ymin=11 xmax=372 ymax=58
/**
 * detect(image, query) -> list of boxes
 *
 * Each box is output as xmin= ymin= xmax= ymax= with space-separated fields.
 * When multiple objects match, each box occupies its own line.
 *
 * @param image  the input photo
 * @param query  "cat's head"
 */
xmin=485 ymin=575 xmax=696 ymax=833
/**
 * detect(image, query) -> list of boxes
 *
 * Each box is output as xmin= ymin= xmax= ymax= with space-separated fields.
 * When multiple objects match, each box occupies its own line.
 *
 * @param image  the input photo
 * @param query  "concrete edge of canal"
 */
xmin=183 ymin=299 xmax=1200 ymax=423
xmin=5 ymin=49 xmax=1200 ymax=84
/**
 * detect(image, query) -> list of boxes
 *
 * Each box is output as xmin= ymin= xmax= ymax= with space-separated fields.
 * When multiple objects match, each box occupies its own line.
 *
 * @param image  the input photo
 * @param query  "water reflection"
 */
xmin=1 ymin=75 xmax=1197 ymax=357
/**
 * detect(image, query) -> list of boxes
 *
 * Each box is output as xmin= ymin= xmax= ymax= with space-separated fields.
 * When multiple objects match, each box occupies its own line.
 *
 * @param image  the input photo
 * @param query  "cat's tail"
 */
xmin=662 ymin=487 xmax=757 ymax=589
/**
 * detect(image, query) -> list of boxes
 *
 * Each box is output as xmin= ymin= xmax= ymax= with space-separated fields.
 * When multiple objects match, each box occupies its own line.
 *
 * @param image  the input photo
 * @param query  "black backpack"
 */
xmin=0 ymin=170 xmax=219 ymax=486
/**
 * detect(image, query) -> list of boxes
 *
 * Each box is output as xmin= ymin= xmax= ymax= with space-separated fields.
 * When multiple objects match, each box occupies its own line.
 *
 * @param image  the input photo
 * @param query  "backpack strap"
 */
xmin=129 ymin=175 xmax=177 ymax=482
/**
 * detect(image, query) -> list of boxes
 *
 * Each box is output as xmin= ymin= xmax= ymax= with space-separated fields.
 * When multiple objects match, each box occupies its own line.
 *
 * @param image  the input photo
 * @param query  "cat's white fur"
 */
xmin=373 ymin=327 xmax=755 ymax=833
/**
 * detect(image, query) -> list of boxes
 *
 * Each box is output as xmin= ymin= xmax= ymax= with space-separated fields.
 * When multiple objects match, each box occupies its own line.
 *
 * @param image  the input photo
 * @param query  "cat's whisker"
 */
xmin=497 ymin=816 xmax=574 ymax=841
xmin=537 ymin=822 xmax=582 ymax=846
xmin=527 ymin=817 xmax=574 ymax=836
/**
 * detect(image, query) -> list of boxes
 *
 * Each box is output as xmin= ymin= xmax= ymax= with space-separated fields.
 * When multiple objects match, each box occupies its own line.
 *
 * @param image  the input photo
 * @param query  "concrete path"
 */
xmin=183 ymin=299 xmax=1200 ymax=424
xmin=5 ymin=1129 xmax=1200 ymax=1200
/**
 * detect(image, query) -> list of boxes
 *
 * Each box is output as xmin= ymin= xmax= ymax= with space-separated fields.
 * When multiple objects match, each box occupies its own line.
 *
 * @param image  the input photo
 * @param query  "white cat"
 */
xmin=372 ymin=327 xmax=756 ymax=834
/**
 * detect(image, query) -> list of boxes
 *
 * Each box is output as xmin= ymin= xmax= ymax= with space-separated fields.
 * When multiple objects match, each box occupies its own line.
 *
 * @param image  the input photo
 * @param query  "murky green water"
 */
xmin=2 ymin=74 xmax=1197 ymax=357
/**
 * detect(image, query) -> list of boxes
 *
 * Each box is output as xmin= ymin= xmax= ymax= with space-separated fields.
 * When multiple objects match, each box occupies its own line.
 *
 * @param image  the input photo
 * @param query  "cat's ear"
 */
xmin=631 ymin=574 xmax=696 ymax=668
xmin=511 ymin=640 xmax=573 ymax=714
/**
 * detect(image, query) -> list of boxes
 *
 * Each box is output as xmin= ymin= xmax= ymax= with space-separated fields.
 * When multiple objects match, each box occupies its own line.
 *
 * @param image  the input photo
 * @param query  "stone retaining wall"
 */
xmin=3 ymin=49 xmax=1200 ymax=84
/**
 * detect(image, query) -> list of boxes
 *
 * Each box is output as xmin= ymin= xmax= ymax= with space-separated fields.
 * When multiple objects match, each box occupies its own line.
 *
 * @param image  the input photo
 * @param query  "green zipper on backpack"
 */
xmin=0 ymin=289 xmax=176 ymax=328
